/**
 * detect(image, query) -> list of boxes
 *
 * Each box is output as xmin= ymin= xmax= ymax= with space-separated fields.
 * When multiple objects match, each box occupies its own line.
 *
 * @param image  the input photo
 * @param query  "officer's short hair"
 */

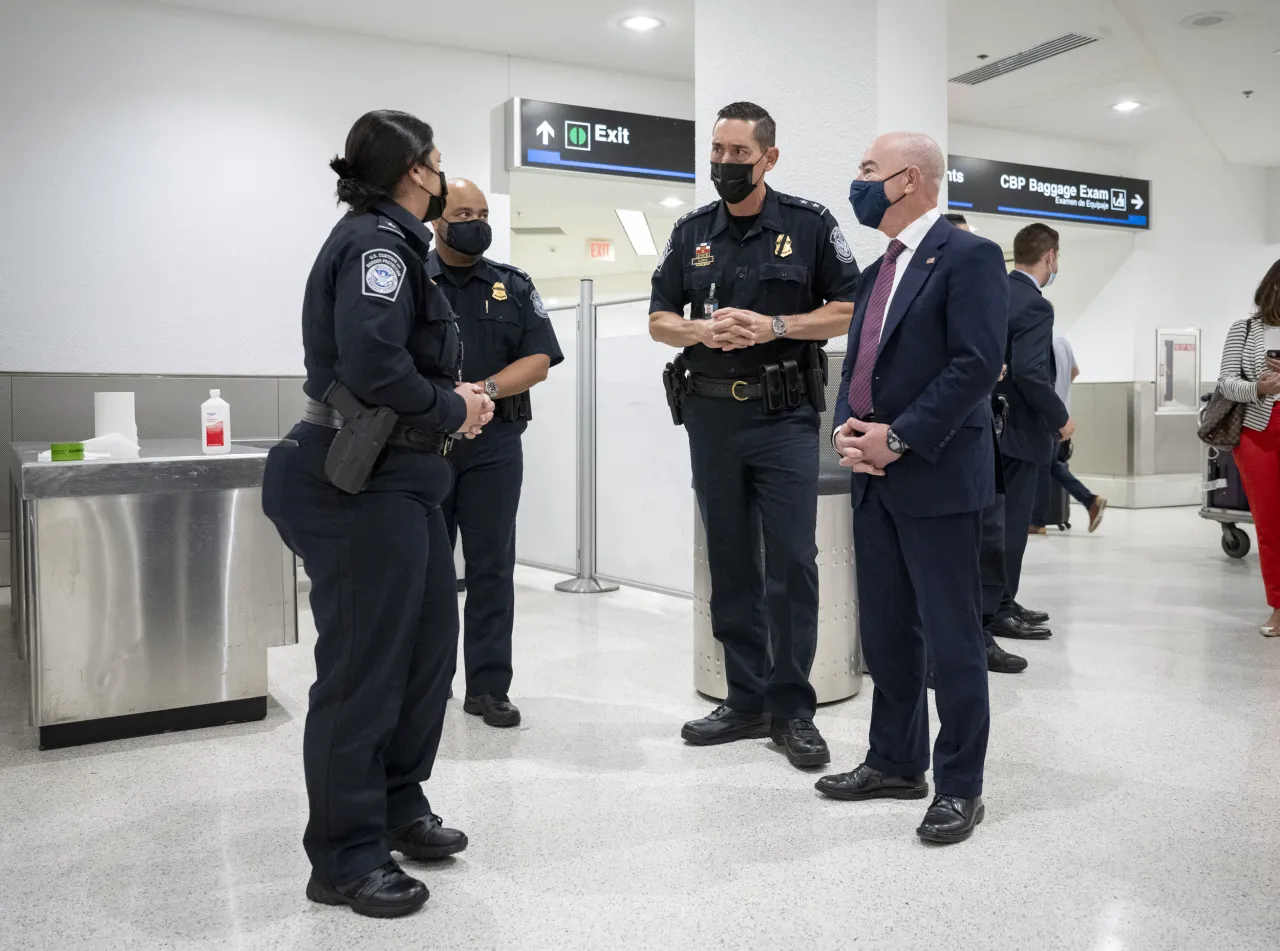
xmin=943 ymin=213 xmax=968 ymax=226
xmin=715 ymin=102 xmax=776 ymax=151
xmin=1013 ymin=222 xmax=1060 ymax=265
xmin=330 ymin=110 xmax=436 ymax=212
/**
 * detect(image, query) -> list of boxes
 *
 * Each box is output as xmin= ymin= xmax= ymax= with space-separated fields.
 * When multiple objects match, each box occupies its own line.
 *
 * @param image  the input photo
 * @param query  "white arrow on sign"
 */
xmin=535 ymin=121 xmax=555 ymax=146
xmin=1131 ymin=193 xmax=1144 ymax=210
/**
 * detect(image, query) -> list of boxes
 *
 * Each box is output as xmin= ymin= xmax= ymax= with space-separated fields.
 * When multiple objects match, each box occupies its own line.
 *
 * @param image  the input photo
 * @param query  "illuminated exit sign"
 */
xmin=506 ymin=98 xmax=694 ymax=183
xmin=588 ymin=239 xmax=615 ymax=262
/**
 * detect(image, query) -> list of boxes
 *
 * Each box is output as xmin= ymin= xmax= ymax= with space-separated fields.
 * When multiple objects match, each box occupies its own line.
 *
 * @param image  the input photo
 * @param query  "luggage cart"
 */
xmin=1199 ymin=394 xmax=1253 ymax=559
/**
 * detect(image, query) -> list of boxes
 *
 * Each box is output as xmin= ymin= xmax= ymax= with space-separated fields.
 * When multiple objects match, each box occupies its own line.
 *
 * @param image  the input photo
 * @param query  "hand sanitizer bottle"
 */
xmin=201 ymin=389 xmax=231 ymax=454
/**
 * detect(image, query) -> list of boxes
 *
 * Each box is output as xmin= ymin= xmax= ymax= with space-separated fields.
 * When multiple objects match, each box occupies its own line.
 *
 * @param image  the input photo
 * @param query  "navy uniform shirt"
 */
xmin=649 ymin=185 xmax=861 ymax=377
xmin=301 ymin=199 xmax=467 ymax=433
xmin=426 ymin=251 xmax=564 ymax=422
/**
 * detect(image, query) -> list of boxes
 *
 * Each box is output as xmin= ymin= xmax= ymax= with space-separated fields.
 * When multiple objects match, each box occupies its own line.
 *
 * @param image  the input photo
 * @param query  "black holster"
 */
xmin=760 ymin=363 xmax=787 ymax=414
xmin=662 ymin=355 xmax=688 ymax=425
xmin=496 ymin=391 xmax=532 ymax=423
xmin=323 ymin=382 xmax=398 ymax=495
xmin=805 ymin=345 xmax=829 ymax=413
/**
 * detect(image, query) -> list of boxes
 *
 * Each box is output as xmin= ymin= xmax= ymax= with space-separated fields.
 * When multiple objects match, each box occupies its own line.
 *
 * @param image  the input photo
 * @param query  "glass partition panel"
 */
xmin=594 ymin=298 xmax=694 ymax=594
xmin=515 ymin=304 xmax=577 ymax=573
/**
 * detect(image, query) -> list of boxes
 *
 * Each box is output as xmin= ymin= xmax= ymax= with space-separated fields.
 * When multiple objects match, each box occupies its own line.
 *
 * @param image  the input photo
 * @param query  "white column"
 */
xmin=694 ymin=0 xmax=948 ymax=265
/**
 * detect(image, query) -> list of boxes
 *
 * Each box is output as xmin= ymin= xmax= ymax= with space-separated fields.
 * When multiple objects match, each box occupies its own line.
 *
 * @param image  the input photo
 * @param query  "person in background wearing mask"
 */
xmin=818 ymin=132 xmax=1006 ymax=843
xmin=1029 ymin=335 xmax=1107 ymax=534
xmin=264 ymin=110 xmax=493 ymax=918
xmin=987 ymin=222 xmax=1069 ymax=643
xmin=649 ymin=101 xmax=860 ymax=769
xmin=428 ymin=179 xmax=563 ymax=728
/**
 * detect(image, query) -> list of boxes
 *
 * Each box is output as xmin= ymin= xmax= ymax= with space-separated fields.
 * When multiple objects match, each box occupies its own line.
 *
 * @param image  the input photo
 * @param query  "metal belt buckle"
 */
xmin=731 ymin=380 xmax=749 ymax=402
xmin=442 ymin=436 xmax=454 ymax=456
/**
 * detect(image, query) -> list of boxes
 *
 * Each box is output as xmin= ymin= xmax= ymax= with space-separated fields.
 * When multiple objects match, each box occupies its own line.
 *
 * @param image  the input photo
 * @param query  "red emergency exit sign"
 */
xmin=588 ymin=239 xmax=615 ymax=262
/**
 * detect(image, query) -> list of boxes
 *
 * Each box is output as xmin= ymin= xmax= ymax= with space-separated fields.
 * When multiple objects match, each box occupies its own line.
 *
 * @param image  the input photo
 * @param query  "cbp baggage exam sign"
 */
xmin=505 ymin=98 xmax=695 ymax=183
xmin=947 ymin=156 xmax=1150 ymax=230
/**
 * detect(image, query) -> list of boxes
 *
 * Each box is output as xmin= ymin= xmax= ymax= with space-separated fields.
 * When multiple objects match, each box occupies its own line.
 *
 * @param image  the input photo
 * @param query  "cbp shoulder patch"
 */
xmin=531 ymin=288 xmax=549 ymax=319
xmin=376 ymin=216 xmax=405 ymax=238
xmin=831 ymin=226 xmax=855 ymax=264
xmin=362 ymin=249 xmax=406 ymax=302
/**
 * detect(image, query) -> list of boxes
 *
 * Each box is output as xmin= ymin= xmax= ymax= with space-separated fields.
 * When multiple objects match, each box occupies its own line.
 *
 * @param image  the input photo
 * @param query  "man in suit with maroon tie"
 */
xmin=814 ymin=132 xmax=1008 ymax=844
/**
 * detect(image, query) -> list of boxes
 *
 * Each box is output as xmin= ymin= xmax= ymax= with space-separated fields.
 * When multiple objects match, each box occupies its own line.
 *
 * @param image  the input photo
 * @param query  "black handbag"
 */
xmin=1198 ymin=321 xmax=1253 ymax=449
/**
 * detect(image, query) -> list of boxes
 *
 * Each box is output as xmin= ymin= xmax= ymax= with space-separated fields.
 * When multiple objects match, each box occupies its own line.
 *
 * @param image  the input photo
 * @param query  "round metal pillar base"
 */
xmin=554 ymin=576 xmax=620 ymax=594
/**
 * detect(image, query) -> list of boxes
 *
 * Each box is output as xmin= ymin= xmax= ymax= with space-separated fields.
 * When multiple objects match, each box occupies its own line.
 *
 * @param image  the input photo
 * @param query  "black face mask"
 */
xmin=441 ymin=219 xmax=493 ymax=257
xmin=710 ymin=155 xmax=764 ymax=204
xmin=422 ymin=169 xmax=448 ymax=223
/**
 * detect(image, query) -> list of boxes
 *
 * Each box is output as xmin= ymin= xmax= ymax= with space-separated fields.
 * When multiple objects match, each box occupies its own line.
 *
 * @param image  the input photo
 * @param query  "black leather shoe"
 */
xmin=986 ymin=615 xmax=1051 ymax=640
xmin=917 ymin=794 xmax=984 ymax=844
xmin=770 ymin=718 xmax=831 ymax=768
xmin=1013 ymin=601 xmax=1049 ymax=626
xmin=388 ymin=814 xmax=468 ymax=861
xmin=680 ymin=705 xmax=771 ymax=745
xmin=306 ymin=861 xmax=428 ymax=918
xmin=986 ymin=639 xmax=1028 ymax=674
xmin=816 ymin=763 xmax=929 ymax=801
xmin=463 ymin=693 xmax=521 ymax=727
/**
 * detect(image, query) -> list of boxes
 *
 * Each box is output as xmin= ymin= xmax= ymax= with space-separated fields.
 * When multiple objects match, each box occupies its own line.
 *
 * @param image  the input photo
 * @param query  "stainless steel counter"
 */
xmin=9 ymin=439 xmax=298 ymax=749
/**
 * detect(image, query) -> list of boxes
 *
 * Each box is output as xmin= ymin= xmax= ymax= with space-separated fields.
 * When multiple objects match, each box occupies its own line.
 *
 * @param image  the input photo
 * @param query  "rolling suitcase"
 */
xmin=1047 ymin=478 xmax=1071 ymax=531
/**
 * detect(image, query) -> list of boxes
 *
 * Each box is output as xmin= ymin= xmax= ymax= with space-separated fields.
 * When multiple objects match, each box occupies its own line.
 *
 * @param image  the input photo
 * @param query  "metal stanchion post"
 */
xmin=556 ymin=279 xmax=618 ymax=594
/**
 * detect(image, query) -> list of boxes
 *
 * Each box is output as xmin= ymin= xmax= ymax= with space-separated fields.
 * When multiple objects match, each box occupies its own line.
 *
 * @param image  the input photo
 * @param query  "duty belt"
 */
xmin=304 ymin=397 xmax=453 ymax=455
xmin=687 ymin=375 xmax=767 ymax=401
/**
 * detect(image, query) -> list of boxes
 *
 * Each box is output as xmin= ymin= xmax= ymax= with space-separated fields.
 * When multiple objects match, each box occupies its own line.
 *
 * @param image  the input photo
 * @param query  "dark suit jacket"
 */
xmin=996 ymin=270 xmax=1069 ymax=464
xmin=834 ymin=218 xmax=1008 ymax=518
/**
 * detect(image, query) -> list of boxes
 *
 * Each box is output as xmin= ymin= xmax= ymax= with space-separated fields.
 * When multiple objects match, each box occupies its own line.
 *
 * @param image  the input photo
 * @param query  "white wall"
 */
xmin=0 ymin=0 xmax=691 ymax=375
xmin=951 ymin=123 xmax=1280 ymax=383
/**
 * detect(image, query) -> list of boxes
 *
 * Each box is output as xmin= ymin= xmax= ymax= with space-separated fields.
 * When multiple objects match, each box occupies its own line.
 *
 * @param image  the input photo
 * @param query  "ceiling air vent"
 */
xmin=950 ymin=33 xmax=1098 ymax=85
xmin=512 ymin=226 xmax=566 ymax=236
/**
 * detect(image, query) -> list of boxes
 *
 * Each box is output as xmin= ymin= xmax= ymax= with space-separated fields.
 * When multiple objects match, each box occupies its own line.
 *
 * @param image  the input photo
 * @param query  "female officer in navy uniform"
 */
xmin=263 ymin=110 xmax=493 ymax=919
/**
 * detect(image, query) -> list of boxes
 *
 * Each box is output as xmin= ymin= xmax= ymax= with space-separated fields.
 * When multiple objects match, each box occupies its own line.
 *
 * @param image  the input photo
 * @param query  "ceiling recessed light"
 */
xmin=615 ymin=209 xmax=657 ymax=255
xmin=621 ymin=15 xmax=663 ymax=33
xmin=1180 ymin=11 xmax=1232 ymax=29
xmin=1112 ymin=100 xmax=1142 ymax=112
xmin=659 ymin=196 xmax=686 ymax=209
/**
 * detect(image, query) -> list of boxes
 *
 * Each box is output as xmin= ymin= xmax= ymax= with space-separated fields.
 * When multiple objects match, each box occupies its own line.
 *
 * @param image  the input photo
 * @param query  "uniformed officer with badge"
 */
xmin=428 ymin=179 xmax=563 ymax=729
xmin=649 ymin=101 xmax=860 ymax=769
xmin=262 ymin=110 xmax=494 ymax=919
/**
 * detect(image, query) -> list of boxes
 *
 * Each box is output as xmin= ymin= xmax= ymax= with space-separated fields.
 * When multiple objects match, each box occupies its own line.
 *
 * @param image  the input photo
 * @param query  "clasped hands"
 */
xmin=455 ymin=382 xmax=494 ymax=439
xmin=835 ymin=418 xmax=899 ymax=476
xmin=704 ymin=308 xmax=776 ymax=351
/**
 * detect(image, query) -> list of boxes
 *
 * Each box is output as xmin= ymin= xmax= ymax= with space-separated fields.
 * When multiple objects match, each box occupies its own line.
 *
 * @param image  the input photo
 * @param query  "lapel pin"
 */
xmin=925 ymin=257 xmax=936 ymax=264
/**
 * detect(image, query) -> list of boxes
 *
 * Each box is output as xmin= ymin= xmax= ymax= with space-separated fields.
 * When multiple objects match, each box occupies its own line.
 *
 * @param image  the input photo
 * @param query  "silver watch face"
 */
xmin=485 ymin=380 xmax=499 ymax=399
xmin=772 ymin=316 xmax=787 ymax=337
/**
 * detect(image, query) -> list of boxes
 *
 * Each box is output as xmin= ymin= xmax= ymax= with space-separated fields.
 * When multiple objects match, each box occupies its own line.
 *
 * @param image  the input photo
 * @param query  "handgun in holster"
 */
xmin=761 ymin=363 xmax=786 ymax=414
xmin=662 ymin=355 xmax=688 ymax=426
xmin=805 ymin=345 xmax=829 ymax=413
xmin=991 ymin=392 xmax=1009 ymax=441
xmin=322 ymin=382 xmax=398 ymax=495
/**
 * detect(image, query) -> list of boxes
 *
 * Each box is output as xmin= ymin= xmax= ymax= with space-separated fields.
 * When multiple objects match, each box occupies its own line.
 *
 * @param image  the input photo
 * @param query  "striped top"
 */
xmin=1218 ymin=317 xmax=1276 ymax=431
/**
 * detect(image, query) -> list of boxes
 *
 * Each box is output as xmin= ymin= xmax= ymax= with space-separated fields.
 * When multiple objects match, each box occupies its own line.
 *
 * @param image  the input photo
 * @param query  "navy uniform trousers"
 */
xmin=684 ymin=395 xmax=820 ymax=720
xmin=855 ymin=477 xmax=990 ymax=798
xmin=263 ymin=423 xmax=458 ymax=887
xmin=440 ymin=424 xmax=523 ymax=698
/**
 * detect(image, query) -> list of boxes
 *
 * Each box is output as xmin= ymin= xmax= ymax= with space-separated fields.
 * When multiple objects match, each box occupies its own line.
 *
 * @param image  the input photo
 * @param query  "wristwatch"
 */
xmin=886 ymin=428 xmax=910 ymax=455
xmin=484 ymin=379 xmax=499 ymax=400
xmin=772 ymin=315 xmax=788 ymax=339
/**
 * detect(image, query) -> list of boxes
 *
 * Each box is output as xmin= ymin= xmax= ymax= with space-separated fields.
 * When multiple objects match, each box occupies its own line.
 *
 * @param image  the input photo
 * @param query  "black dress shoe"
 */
xmin=917 ymin=794 xmax=984 ymax=844
xmin=770 ymin=718 xmax=831 ymax=769
xmin=681 ymin=705 xmax=771 ymax=745
xmin=388 ymin=814 xmax=469 ymax=861
xmin=985 ymin=639 xmax=1028 ymax=674
xmin=1012 ymin=601 xmax=1049 ymax=625
xmin=816 ymin=763 xmax=929 ymax=801
xmin=986 ymin=615 xmax=1052 ymax=640
xmin=306 ymin=861 xmax=428 ymax=918
xmin=463 ymin=693 xmax=521 ymax=727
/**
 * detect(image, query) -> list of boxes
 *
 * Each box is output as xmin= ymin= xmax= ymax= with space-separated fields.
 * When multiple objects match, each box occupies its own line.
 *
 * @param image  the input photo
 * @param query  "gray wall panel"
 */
xmin=277 ymin=377 xmax=308 ymax=434
xmin=0 ymin=377 xmax=11 ymax=533
xmin=11 ymin=376 xmax=281 ymax=442
xmin=1071 ymin=383 xmax=1133 ymax=475
xmin=1154 ymin=413 xmax=1200 ymax=474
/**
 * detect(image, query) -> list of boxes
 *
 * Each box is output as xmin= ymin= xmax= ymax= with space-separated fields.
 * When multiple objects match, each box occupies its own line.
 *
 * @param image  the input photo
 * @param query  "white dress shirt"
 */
xmin=878 ymin=207 xmax=941 ymax=342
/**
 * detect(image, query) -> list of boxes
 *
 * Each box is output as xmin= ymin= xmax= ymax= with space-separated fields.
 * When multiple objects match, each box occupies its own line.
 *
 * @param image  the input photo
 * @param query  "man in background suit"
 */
xmin=814 ymin=132 xmax=1007 ymax=844
xmin=987 ymin=223 xmax=1071 ymax=642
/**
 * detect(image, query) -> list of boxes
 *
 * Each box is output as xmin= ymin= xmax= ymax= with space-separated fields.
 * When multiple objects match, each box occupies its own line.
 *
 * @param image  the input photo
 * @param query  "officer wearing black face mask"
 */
xmin=649 ymin=101 xmax=861 ymax=770
xmin=263 ymin=111 xmax=495 ymax=918
xmin=427 ymin=178 xmax=563 ymax=729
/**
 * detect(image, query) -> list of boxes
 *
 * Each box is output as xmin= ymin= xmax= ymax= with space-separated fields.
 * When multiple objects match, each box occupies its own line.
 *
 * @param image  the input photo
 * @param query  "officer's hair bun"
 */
xmin=329 ymin=155 xmax=356 ymax=179
xmin=331 ymin=154 xmax=384 ymax=208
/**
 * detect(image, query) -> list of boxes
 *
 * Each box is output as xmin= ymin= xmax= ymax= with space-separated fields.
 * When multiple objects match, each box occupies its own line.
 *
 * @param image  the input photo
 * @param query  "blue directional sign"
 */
xmin=947 ymin=155 xmax=1150 ymax=229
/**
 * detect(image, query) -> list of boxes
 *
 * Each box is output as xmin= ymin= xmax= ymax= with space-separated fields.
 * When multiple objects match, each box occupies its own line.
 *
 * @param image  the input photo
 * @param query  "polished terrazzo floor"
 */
xmin=2 ymin=506 xmax=1279 ymax=950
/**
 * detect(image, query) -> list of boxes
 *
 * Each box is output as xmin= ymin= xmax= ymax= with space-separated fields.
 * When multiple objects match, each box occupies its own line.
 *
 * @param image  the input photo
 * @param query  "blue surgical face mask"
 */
xmin=848 ymin=167 xmax=909 ymax=229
